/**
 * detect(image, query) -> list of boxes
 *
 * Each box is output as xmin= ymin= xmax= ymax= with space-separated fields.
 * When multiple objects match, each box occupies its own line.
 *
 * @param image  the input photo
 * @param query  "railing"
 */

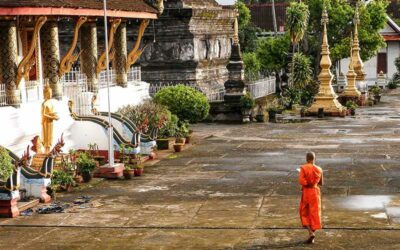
xmin=0 ymin=81 xmax=43 ymax=107
xmin=247 ymin=76 xmax=276 ymax=99
xmin=206 ymin=88 xmax=225 ymax=103
xmin=0 ymin=84 xmax=6 ymax=106
xmin=127 ymin=67 xmax=141 ymax=83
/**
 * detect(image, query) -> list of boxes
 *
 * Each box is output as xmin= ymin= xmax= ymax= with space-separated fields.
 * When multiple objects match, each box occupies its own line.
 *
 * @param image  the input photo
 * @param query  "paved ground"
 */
xmin=2 ymin=91 xmax=400 ymax=249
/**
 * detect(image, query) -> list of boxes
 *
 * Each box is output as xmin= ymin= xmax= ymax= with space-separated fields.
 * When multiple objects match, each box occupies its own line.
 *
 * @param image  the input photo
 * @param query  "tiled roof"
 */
xmin=383 ymin=35 xmax=400 ymax=41
xmin=0 ymin=0 xmax=158 ymax=14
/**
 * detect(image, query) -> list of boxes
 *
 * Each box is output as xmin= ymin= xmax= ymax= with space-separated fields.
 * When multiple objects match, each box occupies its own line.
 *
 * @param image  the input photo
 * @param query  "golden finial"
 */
xmin=321 ymin=1 xmax=329 ymax=26
xmin=233 ymin=17 xmax=239 ymax=45
xmin=354 ymin=3 xmax=360 ymax=26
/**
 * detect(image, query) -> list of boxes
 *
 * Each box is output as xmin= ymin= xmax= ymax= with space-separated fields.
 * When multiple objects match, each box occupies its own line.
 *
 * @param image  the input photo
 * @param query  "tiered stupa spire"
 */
xmin=341 ymin=34 xmax=361 ymax=98
xmin=352 ymin=4 xmax=366 ymax=81
xmin=306 ymin=2 xmax=346 ymax=116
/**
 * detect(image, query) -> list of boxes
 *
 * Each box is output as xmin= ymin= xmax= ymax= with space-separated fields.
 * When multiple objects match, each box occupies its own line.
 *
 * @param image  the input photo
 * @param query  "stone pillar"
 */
xmin=114 ymin=22 xmax=128 ymax=87
xmin=41 ymin=21 xmax=62 ymax=100
xmin=81 ymin=22 xmax=99 ymax=93
xmin=0 ymin=21 xmax=21 ymax=107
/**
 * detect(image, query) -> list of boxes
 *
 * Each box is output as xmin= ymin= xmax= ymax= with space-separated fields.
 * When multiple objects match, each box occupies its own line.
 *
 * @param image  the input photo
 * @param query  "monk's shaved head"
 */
xmin=306 ymin=152 xmax=316 ymax=163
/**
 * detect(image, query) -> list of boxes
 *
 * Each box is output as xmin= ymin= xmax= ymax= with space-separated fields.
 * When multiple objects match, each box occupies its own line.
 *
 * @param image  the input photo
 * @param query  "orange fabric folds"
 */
xmin=299 ymin=163 xmax=323 ymax=231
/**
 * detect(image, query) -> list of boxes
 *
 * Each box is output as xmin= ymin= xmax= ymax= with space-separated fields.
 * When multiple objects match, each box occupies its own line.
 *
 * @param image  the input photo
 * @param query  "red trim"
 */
xmin=0 ymin=7 xmax=157 ymax=19
xmin=383 ymin=35 xmax=400 ymax=41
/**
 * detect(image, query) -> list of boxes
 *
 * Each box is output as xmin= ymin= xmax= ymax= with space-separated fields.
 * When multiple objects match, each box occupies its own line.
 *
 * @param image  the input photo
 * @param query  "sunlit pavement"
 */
xmin=1 ymin=91 xmax=400 ymax=249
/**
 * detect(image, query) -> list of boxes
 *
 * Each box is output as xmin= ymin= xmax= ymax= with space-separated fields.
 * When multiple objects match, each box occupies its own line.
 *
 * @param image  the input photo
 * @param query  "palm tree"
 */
xmin=286 ymin=2 xmax=310 ymax=86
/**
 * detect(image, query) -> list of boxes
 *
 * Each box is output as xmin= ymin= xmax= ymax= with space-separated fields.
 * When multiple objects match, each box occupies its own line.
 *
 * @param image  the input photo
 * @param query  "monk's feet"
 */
xmin=306 ymin=234 xmax=315 ymax=244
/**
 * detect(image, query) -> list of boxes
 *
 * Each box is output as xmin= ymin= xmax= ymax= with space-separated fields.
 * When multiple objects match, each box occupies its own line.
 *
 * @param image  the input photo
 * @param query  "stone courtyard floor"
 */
xmin=2 ymin=91 xmax=400 ymax=249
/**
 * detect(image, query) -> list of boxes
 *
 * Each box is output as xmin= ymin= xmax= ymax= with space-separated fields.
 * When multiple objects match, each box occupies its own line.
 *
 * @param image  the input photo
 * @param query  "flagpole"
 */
xmin=103 ymin=0 xmax=114 ymax=167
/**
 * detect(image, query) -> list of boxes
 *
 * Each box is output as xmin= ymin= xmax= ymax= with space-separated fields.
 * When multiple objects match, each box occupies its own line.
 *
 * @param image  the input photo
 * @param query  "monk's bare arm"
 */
xmin=318 ymin=171 xmax=324 ymax=186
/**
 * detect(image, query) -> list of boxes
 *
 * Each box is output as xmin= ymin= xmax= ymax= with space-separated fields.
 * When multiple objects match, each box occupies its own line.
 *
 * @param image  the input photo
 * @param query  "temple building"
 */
xmin=138 ymin=0 xmax=237 ymax=94
xmin=0 ymin=0 xmax=162 ymax=155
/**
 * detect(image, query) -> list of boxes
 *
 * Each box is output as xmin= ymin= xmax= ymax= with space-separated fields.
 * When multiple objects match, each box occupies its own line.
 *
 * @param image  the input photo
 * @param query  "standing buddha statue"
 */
xmin=41 ymin=83 xmax=59 ymax=154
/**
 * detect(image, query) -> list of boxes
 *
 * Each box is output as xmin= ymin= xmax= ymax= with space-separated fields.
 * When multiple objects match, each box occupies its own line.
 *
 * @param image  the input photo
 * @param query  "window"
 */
xmin=377 ymin=53 xmax=387 ymax=74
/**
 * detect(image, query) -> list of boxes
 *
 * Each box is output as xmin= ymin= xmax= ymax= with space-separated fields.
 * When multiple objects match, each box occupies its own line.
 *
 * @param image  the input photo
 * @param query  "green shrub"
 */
xmin=118 ymin=100 xmax=170 ymax=133
xmin=240 ymin=93 xmax=256 ymax=110
xmin=0 ymin=147 xmax=14 ymax=181
xmin=76 ymin=152 xmax=97 ymax=174
xmin=52 ymin=170 xmax=75 ymax=186
xmin=290 ymin=53 xmax=313 ymax=88
xmin=154 ymin=85 xmax=210 ymax=123
xmin=388 ymin=79 xmax=398 ymax=89
xmin=345 ymin=100 xmax=358 ymax=110
xmin=243 ymin=52 xmax=261 ymax=78
xmin=159 ymin=112 xmax=179 ymax=138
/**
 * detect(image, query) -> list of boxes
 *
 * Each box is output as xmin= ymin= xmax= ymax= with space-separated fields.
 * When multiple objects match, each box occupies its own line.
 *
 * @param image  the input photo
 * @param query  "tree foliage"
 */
xmin=243 ymin=52 xmax=261 ymax=76
xmin=236 ymin=0 xmax=259 ymax=52
xmin=286 ymin=2 xmax=310 ymax=45
xmin=256 ymin=34 xmax=291 ymax=73
xmin=290 ymin=53 xmax=313 ymax=88
xmin=305 ymin=0 xmax=388 ymax=63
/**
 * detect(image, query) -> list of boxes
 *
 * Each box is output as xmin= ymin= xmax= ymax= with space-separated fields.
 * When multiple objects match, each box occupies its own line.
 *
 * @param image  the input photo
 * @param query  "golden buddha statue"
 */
xmin=41 ymin=83 xmax=59 ymax=154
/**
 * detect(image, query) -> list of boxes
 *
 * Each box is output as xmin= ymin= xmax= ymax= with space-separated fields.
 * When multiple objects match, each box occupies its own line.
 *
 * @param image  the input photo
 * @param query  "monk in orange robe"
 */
xmin=299 ymin=152 xmax=323 ymax=244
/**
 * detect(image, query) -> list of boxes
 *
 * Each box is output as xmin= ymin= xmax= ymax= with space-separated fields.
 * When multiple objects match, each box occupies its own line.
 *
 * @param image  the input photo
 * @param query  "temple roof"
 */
xmin=0 ymin=0 xmax=158 ymax=18
xmin=165 ymin=0 xmax=222 ymax=9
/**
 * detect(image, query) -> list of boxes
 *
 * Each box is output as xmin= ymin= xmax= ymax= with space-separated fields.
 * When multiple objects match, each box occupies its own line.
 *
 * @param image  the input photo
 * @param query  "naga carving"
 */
xmin=16 ymin=16 xmax=47 ymax=87
xmin=96 ymin=18 xmax=121 ymax=76
xmin=126 ymin=19 xmax=150 ymax=71
xmin=59 ymin=17 xmax=87 ymax=77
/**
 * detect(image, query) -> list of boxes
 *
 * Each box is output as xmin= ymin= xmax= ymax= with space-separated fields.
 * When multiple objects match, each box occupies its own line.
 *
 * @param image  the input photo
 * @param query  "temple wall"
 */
xmin=138 ymin=4 xmax=236 ymax=93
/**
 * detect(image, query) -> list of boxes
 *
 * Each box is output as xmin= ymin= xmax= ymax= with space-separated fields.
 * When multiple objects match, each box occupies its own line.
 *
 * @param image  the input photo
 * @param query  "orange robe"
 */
xmin=299 ymin=163 xmax=323 ymax=231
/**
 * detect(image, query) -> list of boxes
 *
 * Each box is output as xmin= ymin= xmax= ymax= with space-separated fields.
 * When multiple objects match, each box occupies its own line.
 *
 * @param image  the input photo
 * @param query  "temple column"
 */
xmin=0 ymin=21 xmax=21 ymax=107
xmin=114 ymin=22 xmax=128 ymax=87
xmin=81 ymin=22 xmax=99 ymax=93
xmin=41 ymin=21 xmax=62 ymax=100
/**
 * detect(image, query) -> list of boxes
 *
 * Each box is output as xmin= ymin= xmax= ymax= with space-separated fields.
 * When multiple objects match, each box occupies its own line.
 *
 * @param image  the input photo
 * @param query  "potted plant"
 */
xmin=134 ymin=164 xmax=144 ymax=176
xmin=76 ymin=152 xmax=97 ymax=183
xmin=240 ymin=93 xmax=255 ymax=123
xmin=255 ymin=105 xmax=265 ymax=122
xmin=345 ymin=100 xmax=358 ymax=116
xmin=123 ymin=164 xmax=135 ymax=179
xmin=173 ymin=143 xmax=184 ymax=152
xmin=51 ymin=170 xmax=75 ymax=192
xmin=371 ymin=85 xmax=382 ymax=103
xmin=176 ymin=121 xmax=189 ymax=144
xmin=157 ymin=114 xmax=178 ymax=150
xmin=0 ymin=147 xmax=15 ymax=182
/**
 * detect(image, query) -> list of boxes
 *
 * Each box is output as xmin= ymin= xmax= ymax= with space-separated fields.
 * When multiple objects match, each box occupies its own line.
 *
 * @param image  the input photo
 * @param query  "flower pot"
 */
xmin=156 ymin=139 xmax=170 ymax=150
xmin=123 ymin=169 xmax=135 ymax=180
xmin=73 ymin=175 xmax=83 ymax=184
xmin=62 ymin=184 xmax=73 ymax=192
xmin=185 ymin=135 xmax=192 ymax=144
xmin=241 ymin=109 xmax=251 ymax=123
xmin=374 ymin=95 xmax=381 ymax=103
xmin=268 ymin=111 xmax=277 ymax=123
xmin=373 ymin=99 xmax=378 ymax=105
xmin=175 ymin=137 xmax=186 ymax=145
xmin=255 ymin=114 xmax=265 ymax=123
xmin=174 ymin=143 xmax=184 ymax=152
xmin=350 ymin=109 xmax=356 ymax=116
xmin=134 ymin=168 xmax=144 ymax=176
xmin=318 ymin=108 xmax=324 ymax=118
xmin=81 ymin=172 xmax=93 ymax=183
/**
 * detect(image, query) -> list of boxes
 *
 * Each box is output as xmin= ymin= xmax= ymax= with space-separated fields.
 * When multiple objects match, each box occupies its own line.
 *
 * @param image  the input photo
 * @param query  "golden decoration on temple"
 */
xmin=59 ymin=16 xmax=88 ymax=77
xmin=352 ymin=4 xmax=366 ymax=81
xmin=233 ymin=17 xmax=239 ymax=45
xmin=341 ymin=34 xmax=361 ymax=98
xmin=96 ymin=18 xmax=121 ymax=76
xmin=306 ymin=1 xmax=346 ymax=116
xmin=41 ymin=83 xmax=59 ymax=154
xmin=16 ymin=16 xmax=47 ymax=87
xmin=126 ymin=19 xmax=150 ymax=71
